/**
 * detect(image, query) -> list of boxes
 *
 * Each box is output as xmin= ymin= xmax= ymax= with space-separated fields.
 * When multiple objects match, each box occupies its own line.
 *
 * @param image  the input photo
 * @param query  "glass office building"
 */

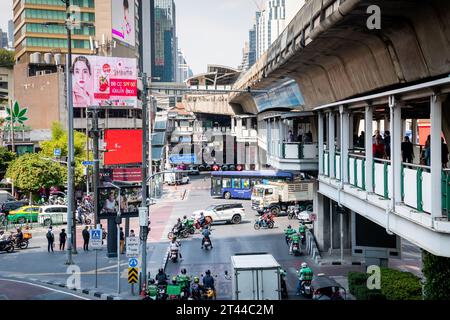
xmin=152 ymin=0 xmax=176 ymax=83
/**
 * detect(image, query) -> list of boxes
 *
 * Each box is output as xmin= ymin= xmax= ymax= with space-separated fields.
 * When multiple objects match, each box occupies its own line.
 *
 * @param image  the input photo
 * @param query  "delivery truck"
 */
xmin=251 ymin=180 xmax=314 ymax=215
xmin=231 ymin=253 xmax=282 ymax=300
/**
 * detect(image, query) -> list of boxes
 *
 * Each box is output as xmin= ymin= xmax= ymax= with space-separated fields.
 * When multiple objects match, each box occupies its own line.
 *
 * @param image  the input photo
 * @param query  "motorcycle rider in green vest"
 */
xmin=284 ymin=225 xmax=296 ymax=245
xmin=289 ymin=232 xmax=301 ymax=255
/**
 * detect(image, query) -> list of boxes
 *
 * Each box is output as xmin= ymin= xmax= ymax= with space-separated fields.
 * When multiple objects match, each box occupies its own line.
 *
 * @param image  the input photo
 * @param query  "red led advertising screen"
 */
xmin=104 ymin=129 xmax=142 ymax=165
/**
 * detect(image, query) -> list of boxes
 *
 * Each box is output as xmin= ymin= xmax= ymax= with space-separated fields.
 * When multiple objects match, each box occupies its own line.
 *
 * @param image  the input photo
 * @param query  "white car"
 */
xmin=192 ymin=203 xmax=245 ymax=225
xmin=298 ymin=210 xmax=312 ymax=223
xmin=38 ymin=205 xmax=68 ymax=226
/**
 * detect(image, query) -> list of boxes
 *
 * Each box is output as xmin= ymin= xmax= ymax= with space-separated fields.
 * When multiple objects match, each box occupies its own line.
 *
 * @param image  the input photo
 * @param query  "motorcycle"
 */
xmin=254 ymin=215 xmax=274 ymax=230
xmin=300 ymin=280 xmax=313 ymax=298
xmin=291 ymin=240 xmax=301 ymax=256
xmin=184 ymin=219 xmax=196 ymax=234
xmin=287 ymin=205 xmax=300 ymax=220
xmin=202 ymin=236 xmax=212 ymax=250
xmin=167 ymin=226 xmax=190 ymax=240
xmin=190 ymin=284 xmax=202 ymax=300
xmin=170 ymin=248 xmax=179 ymax=262
xmin=0 ymin=236 xmax=15 ymax=253
xmin=14 ymin=237 xmax=29 ymax=250
xmin=193 ymin=216 xmax=212 ymax=230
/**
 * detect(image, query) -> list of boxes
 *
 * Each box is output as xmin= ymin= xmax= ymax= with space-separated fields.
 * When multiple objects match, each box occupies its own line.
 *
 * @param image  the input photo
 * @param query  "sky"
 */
xmin=0 ymin=0 xmax=257 ymax=74
xmin=175 ymin=0 xmax=257 ymax=74
xmin=0 ymin=1 xmax=13 ymax=33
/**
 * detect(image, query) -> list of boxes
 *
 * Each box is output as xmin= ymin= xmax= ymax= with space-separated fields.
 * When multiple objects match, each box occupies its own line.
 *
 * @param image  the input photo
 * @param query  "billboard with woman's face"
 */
xmin=111 ymin=0 xmax=135 ymax=47
xmin=71 ymin=55 xmax=137 ymax=108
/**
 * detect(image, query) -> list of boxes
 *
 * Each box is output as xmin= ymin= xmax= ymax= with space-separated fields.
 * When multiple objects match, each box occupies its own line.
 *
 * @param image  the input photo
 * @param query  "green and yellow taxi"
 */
xmin=7 ymin=206 xmax=40 ymax=224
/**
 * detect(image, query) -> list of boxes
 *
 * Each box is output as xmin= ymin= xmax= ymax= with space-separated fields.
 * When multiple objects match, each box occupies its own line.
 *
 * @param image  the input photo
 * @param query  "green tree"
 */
xmin=0 ymin=147 xmax=16 ymax=180
xmin=0 ymin=49 xmax=14 ymax=68
xmin=40 ymin=122 xmax=90 ymax=186
xmin=5 ymin=153 xmax=66 ymax=202
xmin=423 ymin=250 xmax=450 ymax=300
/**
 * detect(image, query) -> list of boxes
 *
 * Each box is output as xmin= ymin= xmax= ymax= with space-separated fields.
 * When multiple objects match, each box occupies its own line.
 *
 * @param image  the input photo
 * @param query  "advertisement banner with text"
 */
xmin=72 ymin=55 xmax=137 ymax=108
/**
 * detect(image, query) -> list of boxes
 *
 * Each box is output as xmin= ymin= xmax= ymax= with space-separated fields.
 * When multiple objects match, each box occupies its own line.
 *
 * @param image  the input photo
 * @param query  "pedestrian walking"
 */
xmin=401 ymin=136 xmax=414 ymax=164
xmin=59 ymin=228 xmax=67 ymax=251
xmin=82 ymin=226 xmax=90 ymax=251
xmin=46 ymin=226 xmax=54 ymax=252
xmin=120 ymin=227 xmax=125 ymax=254
xmin=384 ymin=131 xmax=391 ymax=159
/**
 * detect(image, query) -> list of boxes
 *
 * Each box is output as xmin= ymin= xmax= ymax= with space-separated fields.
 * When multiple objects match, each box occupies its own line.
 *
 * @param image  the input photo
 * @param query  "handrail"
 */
xmin=349 ymin=153 xmax=366 ymax=159
xmin=373 ymin=157 xmax=391 ymax=164
xmin=402 ymin=162 xmax=430 ymax=170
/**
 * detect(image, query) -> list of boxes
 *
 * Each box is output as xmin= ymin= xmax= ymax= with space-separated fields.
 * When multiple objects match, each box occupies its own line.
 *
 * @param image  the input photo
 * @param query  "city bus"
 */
xmin=211 ymin=170 xmax=294 ymax=200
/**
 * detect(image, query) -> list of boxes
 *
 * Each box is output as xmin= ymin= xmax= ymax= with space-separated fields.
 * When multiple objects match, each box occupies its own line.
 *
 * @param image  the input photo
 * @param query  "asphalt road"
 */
xmin=0 ymin=173 xmax=422 ymax=300
xmin=162 ymin=174 xmax=365 ymax=300
xmin=0 ymin=278 xmax=95 ymax=300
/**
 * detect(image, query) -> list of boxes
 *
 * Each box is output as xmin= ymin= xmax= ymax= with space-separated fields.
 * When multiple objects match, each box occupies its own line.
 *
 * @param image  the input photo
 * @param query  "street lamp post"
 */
xmin=107 ymin=182 xmax=122 ymax=295
xmin=44 ymin=1 xmax=95 ymax=264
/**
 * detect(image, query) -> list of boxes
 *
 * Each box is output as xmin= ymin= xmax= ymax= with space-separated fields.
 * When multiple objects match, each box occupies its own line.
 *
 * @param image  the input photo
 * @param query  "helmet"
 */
xmin=301 ymin=262 xmax=308 ymax=268
xmin=149 ymin=279 xmax=155 ymax=284
xmin=205 ymin=270 xmax=211 ymax=275
xmin=172 ymin=236 xmax=177 ymax=241
xmin=183 ymin=215 xmax=187 ymax=219
xmin=172 ymin=276 xmax=177 ymax=283
xmin=194 ymin=277 xmax=199 ymax=283
xmin=181 ymin=268 xmax=187 ymax=275
xmin=158 ymin=268 xmax=164 ymax=274
xmin=287 ymin=225 xmax=292 ymax=229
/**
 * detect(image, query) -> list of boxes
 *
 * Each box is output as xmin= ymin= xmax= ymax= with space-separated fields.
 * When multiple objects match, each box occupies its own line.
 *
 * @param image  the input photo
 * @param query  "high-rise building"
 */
xmin=238 ymin=42 xmax=250 ymax=72
xmin=176 ymin=48 xmax=193 ymax=83
xmin=151 ymin=0 xmax=176 ymax=82
xmin=12 ymin=0 xmax=96 ymax=63
xmin=0 ymin=29 xmax=8 ymax=49
xmin=10 ymin=0 xmax=144 ymax=151
xmin=246 ymin=0 xmax=305 ymax=61
xmin=8 ymin=20 xmax=14 ymax=48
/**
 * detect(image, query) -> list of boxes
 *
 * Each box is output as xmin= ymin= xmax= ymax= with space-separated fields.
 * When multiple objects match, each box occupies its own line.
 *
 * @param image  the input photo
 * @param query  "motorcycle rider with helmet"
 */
xmin=177 ymin=268 xmax=191 ymax=297
xmin=146 ymin=279 xmax=158 ymax=299
xmin=191 ymin=277 xmax=202 ymax=300
xmin=155 ymin=268 xmax=168 ymax=286
xmin=284 ymin=225 xmax=296 ymax=245
xmin=169 ymin=237 xmax=182 ymax=259
xmin=288 ymin=232 xmax=301 ymax=255
xmin=201 ymin=226 xmax=213 ymax=249
xmin=297 ymin=262 xmax=314 ymax=296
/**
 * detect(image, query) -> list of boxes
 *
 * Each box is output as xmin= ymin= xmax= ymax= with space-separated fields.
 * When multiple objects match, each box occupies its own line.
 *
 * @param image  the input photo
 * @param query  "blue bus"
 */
xmin=211 ymin=170 xmax=294 ymax=200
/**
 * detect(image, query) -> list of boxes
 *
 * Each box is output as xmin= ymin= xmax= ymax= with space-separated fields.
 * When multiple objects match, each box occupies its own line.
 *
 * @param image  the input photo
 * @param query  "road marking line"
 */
xmin=0 ymin=278 xmax=91 ymax=300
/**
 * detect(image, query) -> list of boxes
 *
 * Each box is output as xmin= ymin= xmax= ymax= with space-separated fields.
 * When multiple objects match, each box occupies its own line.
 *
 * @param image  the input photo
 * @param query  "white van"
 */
xmin=38 ymin=205 xmax=68 ymax=226
xmin=164 ymin=172 xmax=190 ymax=186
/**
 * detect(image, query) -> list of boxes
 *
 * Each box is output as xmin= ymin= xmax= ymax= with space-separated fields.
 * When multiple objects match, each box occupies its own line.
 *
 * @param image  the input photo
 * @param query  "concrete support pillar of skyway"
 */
xmin=328 ymin=112 xmax=336 ymax=178
xmin=431 ymin=95 xmax=443 ymax=220
xmin=318 ymin=113 xmax=324 ymax=175
xmin=389 ymin=96 xmax=402 ymax=206
xmin=365 ymin=106 xmax=374 ymax=193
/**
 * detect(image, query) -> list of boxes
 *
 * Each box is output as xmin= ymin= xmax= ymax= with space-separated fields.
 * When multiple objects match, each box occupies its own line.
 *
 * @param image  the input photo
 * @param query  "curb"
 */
xmin=305 ymin=230 xmax=322 ymax=265
xmin=37 ymin=279 xmax=124 ymax=300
